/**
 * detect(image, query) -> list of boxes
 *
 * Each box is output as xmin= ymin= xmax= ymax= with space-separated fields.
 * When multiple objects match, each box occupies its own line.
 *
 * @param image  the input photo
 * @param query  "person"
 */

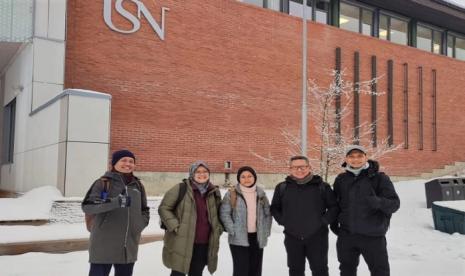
xmin=82 ymin=149 xmax=150 ymax=276
xmin=331 ymin=145 xmax=400 ymax=276
xmin=271 ymin=155 xmax=339 ymax=276
xmin=158 ymin=161 xmax=223 ymax=276
xmin=220 ymin=166 xmax=272 ymax=276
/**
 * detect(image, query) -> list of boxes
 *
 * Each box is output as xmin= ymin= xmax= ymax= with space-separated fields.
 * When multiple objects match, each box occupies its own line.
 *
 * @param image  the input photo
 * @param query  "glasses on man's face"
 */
xmin=290 ymin=165 xmax=309 ymax=171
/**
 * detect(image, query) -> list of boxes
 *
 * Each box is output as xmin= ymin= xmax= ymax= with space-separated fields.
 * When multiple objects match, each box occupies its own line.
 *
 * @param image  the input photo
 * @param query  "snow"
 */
xmin=443 ymin=0 xmax=465 ymax=10
xmin=434 ymin=200 xmax=465 ymax=212
xmin=0 ymin=186 xmax=62 ymax=221
xmin=1 ymin=179 xmax=465 ymax=275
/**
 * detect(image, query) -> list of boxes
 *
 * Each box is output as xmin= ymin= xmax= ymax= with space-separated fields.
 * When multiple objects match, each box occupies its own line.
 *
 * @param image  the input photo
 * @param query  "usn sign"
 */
xmin=103 ymin=0 xmax=169 ymax=40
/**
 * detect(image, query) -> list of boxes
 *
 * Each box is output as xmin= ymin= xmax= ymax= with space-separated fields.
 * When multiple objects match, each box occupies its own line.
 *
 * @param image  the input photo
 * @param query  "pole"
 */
xmin=301 ymin=1 xmax=308 ymax=156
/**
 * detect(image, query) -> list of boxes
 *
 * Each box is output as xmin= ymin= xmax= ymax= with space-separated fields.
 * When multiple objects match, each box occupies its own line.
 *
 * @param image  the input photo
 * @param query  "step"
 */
xmin=0 ymin=233 xmax=163 ymax=256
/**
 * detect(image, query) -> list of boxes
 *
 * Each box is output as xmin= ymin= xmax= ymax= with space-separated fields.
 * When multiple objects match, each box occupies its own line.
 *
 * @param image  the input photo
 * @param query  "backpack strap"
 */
xmin=229 ymin=186 xmax=237 ymax=209
xmin=174 ymin=181 xmax=187 ymax=210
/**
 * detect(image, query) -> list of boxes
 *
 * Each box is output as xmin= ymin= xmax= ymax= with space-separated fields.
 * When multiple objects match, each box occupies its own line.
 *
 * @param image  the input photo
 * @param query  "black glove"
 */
xmin=118 ymin=194 xmax=131 ymax=208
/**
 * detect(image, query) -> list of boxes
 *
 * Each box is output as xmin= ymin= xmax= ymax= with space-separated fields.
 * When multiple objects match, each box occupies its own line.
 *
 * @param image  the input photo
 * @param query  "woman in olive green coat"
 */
xmin=158 ymin=161 xmax=223 ymax=276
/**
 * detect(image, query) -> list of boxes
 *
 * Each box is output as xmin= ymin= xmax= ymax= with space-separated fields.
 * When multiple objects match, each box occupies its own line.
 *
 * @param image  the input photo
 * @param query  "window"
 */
xmin=447 ymin=33 xmax=465 ymax=61
xmin=2 ymin=98 xmax=16 ymax=164
xmin=379 ymin=14 xmax=408 ymax=45
xmin=289 ymin=0 xmax=329 ymax=23
xmin=416 ymin=24 xmax=443 ymax=54
xmin=238 ymin=0 xmax=264 ymax=7
xmin=339 ymin=2 xmax=373 ymax=35
xmin=267 ymin=0 xmax=281 ymax=11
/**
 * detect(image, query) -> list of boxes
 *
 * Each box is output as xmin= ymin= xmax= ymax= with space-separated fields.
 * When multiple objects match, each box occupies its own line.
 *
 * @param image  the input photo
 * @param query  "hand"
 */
xmin=366 ymin=196 xmax=381 ymax=210
xmin=118 ymin=194 xmax=131 ymax=208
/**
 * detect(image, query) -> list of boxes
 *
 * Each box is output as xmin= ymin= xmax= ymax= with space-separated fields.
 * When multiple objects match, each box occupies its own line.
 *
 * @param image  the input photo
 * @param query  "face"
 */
xmin=345 ymin=150 xmax=368 ymax=169
xmin=289 ymin=159 xmax=311 ymax=179
xmin=239 ymin=171 xmax=255 ymax=187
xmin=114 ymin=157 xmax=135 ymax=173
xmin=193 ymin=166 xmax=210 ymax=183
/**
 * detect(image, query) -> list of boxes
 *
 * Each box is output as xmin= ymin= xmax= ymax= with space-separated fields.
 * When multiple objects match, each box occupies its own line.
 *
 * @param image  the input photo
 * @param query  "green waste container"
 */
xmin=432 ymin=201 xmax=465 ymax=235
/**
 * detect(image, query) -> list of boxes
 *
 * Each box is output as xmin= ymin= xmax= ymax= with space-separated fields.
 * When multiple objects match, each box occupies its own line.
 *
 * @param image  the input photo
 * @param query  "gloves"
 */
xmin=366 ymin=196 xmax=381 ymax=210
xmin=118 ymin=194 xmax=131 ymax=208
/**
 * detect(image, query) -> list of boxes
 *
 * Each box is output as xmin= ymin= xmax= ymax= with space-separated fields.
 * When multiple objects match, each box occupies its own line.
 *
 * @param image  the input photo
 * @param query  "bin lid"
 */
xmin=433 ymin=200 xmax=465 ymax=212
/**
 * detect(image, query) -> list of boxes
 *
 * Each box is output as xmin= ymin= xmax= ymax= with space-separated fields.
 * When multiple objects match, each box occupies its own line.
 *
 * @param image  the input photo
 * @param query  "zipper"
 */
xmin=117 ymin=174 xmax=131 ymax=262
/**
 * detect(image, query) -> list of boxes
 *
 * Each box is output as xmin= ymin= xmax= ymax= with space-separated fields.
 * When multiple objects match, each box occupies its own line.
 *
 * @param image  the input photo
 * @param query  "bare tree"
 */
xmin=251 ymin=70 xmax=402 ymax=182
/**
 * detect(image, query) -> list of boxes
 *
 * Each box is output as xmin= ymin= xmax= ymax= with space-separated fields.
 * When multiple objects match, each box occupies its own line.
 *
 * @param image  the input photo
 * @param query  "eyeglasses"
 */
xmin=195 ymin=171 xmax=209 ymax=175
xmin=290 ymin=165 xmax=310 ymax=171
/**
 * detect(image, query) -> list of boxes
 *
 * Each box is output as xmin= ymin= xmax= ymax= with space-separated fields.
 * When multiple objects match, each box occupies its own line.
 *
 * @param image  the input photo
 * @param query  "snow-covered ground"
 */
xmin=1 ymin=179 xmax=464 ymax=275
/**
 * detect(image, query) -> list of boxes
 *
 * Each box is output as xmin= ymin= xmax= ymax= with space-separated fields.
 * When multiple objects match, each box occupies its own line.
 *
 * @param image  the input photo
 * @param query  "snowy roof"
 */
xmin=433 ymin=200 xmax=465 ymax=212
xmin=442 ymin=0 xmax=465 ymax=10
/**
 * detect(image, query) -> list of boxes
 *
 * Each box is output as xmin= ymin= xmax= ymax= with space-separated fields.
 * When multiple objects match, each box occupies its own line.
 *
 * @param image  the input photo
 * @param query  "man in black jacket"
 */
xmin=271 ymin=156 xmax=339 ymax=276
xmin=331 ymin=145 xmax=400 ymax=276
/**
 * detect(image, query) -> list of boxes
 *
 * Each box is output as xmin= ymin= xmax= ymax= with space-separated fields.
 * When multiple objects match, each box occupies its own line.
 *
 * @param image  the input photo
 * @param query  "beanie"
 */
xmin=237 ymin=166 xmax=257 ymax=184
xmin=111 ymin=149 xmax=136 ymax=167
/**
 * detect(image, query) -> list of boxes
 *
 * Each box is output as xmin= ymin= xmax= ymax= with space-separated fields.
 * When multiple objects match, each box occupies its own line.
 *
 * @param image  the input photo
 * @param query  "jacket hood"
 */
xmin=103 ymin=171 xmax=140 ymax=181
xmin=341 ymin=159 xmax=380 ymax=177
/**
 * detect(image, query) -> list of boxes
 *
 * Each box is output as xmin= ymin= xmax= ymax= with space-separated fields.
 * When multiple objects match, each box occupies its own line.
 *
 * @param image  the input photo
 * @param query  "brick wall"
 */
xmin=65 ymin=0 xmax=465 ymax=176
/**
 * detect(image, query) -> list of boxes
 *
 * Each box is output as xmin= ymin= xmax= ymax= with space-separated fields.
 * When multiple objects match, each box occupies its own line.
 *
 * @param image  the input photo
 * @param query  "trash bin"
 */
xmin=425 ymin=178 xmax=465 ymax=208
xmin=431 ymin=201 xmax=465 ymax=235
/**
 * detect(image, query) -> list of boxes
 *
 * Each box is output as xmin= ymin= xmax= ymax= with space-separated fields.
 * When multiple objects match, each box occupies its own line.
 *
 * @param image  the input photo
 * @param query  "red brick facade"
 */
xmin=65 ymin=0 xmax=465 ymax=176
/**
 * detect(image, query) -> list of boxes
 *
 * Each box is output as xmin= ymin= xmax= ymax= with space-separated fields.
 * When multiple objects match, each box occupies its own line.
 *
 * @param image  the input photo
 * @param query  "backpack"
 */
xmin=160 ymin=181 xmax=187 ymax=230
xmin=83 ymin=177 xmax=111 ymax=232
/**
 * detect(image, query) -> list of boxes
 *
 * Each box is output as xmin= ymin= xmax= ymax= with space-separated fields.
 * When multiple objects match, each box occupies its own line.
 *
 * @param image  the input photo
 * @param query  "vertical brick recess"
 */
xmin=65 ymin=0 xmax=465 ymax=176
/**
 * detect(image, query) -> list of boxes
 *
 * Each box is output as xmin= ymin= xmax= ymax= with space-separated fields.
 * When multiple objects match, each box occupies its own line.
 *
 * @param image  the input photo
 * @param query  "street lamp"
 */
xmin=301 ymin=1 xmax=308 ymax=156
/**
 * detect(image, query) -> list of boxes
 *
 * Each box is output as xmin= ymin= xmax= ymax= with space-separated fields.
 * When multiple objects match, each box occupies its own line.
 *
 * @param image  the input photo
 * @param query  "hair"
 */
xmin=289 ymin=155 xmax=309 ymax=165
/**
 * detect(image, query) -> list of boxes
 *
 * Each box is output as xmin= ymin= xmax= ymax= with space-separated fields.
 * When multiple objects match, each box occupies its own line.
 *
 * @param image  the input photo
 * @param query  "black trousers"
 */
xmin=336 ymin=233 xmax=390 ymax=276
xmin=284 ymin=228 xmax=329 ymax=276
xmin=229 ymin=233 xmax=264 ymax=276
xmin=89 ymin=263 xmax=134 ymax=276
xmin=171 ymin=244 xmax=209 ymax=276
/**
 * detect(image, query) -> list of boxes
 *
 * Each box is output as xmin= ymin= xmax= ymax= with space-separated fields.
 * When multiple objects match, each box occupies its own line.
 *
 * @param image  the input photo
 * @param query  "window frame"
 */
xmin=416 ymin=22 xmax=444 ymax=54
xmin=378 ymin=11 xmax=410 ymax=45
xmin=339 ymin=0 xmax=374 ymax=36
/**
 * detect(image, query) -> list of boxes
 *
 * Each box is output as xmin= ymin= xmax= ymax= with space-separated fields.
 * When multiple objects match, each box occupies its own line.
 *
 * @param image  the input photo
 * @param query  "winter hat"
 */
xmin=237 ymin=166 xmax=257 ymax=184
xmin=345 ymin=145 xmax=367 ymax=156
xmin=189 ymin=160 xmax=210 ymax=178
xmin=111 ymin=149 xmax=136 ymax=166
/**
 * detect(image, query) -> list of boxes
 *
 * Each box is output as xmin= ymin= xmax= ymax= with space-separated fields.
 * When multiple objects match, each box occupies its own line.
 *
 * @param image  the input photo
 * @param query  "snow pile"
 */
xmin=434 ymin=200 xmax=465 ymax=212
xmin=0 ymin=186 xmax=62 ymax=221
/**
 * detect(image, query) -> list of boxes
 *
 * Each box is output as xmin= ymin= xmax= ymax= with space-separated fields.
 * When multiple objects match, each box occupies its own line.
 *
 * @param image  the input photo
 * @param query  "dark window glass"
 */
xmin=390 ymin=17 xmax=408 ymax=45
xmin=266 ymin=0 xmax=280 ymax=11
xmin=447 ymin=34 xmax=454 ymax=57
xmin=315 ymin=0 xmax=329 ymax=24
xmin=340 ymin=2 xmax=359 ymax=33
xmin=417 ymin=25 xmax=432 ymax=52
xmin=289 ymin=0 xmax=312 ymax=19
xmin=239 ymin=0 xmax=264 ymax=7
xmin=433 ymin=30 xmax=442 ymax=54
xmin=379 ymin=14 xmax=388 ymax=40
xmin=2 ymin=98 xmax=16 ymax=164
xmin=361 ymin=9 xmax=373 ymax=36
xmin=456 ymin=36 xmax=465 ymax=61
